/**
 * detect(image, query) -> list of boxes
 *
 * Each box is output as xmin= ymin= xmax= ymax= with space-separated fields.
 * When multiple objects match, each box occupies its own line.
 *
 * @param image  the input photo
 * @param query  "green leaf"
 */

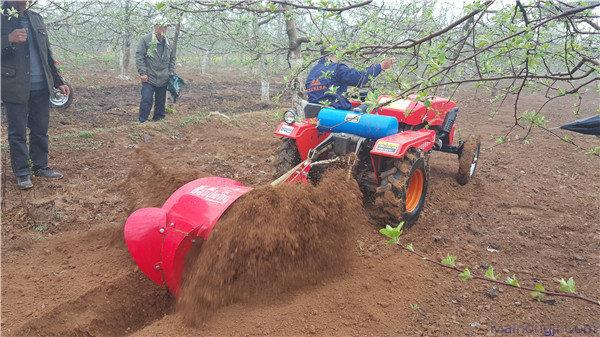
xmin=561 ymin=134 xmax=574 ymax=143
xmin=585 ymin=146 xmax=600 ymax=156
xmin=441 ymin=254 xmax=456 ymax=268
xmin=364 ymin=89 xmax=382 ymax=112
xmin=459 ymin=268 xmax=472 ymax=281
xmin=416 ymin=91 xmax=428 ymax=102
xmin=6 ymin=7 xmax=19 ymax=19
xmin=154 ymin=1 xmax=166 ymax=11
xmin=410 ymin=303 xmax=419 ymax=311
xmin=558 ymin=277 xmax=576 ymax=293
xmin=318 ymin=99 xmax=332 ymax=107
xmin=378 ymin=222 xmax=404 ymax=244
xmin=405 ymin=243 xmax=414 ymax=252
xmin=519 ymin=110 xmax=547 ymax=128
xmin=320 ymin=70 xmax=334 ymax=80
xmin=530 ymin=283 xmax=546 ymax=301
xmin=505 ymin=275 xmax=520 ymax=287
xmin=266 ymin=2 xmax=278 ymax=12
xmin=484 ymin=266 xmax=496 ymax=281
xmin=324 ymin=85 xmax=339 ymax=95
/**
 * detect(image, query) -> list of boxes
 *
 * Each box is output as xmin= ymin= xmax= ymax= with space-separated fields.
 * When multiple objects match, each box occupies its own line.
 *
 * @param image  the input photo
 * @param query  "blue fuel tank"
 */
xmin=317 ymin=108 xmax=399 ymax=139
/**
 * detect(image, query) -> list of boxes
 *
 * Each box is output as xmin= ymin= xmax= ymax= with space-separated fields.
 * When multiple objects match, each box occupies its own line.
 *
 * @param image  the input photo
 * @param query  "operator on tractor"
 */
xmin=305 ymin=49 xmax=395 ymax=111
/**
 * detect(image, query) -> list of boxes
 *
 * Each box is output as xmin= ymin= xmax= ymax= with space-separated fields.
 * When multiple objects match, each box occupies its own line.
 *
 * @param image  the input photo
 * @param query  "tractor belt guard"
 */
xmin=124 ymin=177 xmax=252 ymax=295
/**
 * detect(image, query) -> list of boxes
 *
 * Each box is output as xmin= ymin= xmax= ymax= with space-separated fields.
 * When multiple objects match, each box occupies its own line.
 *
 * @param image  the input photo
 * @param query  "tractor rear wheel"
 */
xmin=373 ymin=149 xmax=429 ymax=227
xmin=274 ymin=138 xmax=301 ymax=178
xmin=457 ymin=135 xmax=481 ymax=185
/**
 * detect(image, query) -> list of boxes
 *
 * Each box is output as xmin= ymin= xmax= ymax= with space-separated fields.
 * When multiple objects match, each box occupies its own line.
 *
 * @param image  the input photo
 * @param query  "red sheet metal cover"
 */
xmin=123 ymin=177 xmax=252 ymax=295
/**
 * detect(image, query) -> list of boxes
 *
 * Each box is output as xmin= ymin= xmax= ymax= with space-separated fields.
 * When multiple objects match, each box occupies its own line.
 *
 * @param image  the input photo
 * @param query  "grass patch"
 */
xmin=52 ymin=139 xmax=101 ymax=151
xmin=128 ymin=129 xmax=144 ymax=142
xmin=31 ymin=223 xmax=49 ymax=233
xmin=78 ymin=130 xmax=95 ymax=139
xmin=179 ymin=111 xmax=209 ymax=127
xmin=166 ymin=105 xmax=177 ymax=114
xmin=272 ymin=110 xmax=284 ymax=122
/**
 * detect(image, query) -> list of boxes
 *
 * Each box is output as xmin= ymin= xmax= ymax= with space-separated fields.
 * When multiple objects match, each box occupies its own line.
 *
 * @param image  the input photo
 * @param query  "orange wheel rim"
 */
xmin=406 ymin=169 xmax=424 ymax=213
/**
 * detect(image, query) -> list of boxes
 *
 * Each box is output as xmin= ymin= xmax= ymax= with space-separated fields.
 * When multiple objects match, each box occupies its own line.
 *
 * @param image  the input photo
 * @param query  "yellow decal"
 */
xmin=375 ymin=141 xmax=399 ymax=154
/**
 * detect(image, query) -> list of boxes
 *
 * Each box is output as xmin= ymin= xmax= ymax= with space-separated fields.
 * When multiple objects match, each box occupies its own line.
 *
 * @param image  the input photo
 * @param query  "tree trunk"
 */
xmin=282 ymin=5 xmax=305 ymax=112
xmin=171 ymin=13 xmax=183 ymax=60
xmin=118 ymin=0 xmax=131 ymax=79
xmin=253 ymin=15 xmax=270 ymax=103
xmin=260 ymin=56 xmax=270 ymax=102
xmin=118 ymin=37 xmax=131 ymax=79
xmin=201 ymin=49 xmax=210 ymax=74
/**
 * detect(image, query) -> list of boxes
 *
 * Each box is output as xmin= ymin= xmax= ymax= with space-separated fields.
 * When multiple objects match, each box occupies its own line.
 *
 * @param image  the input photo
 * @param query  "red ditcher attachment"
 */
xmin=123 ymin=177 xmax=252 ymax=295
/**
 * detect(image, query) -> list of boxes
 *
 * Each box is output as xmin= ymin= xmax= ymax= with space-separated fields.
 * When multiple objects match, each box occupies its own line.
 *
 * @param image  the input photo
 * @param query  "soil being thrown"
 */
xmin=178 ymin=170 xmax=370 ymax=325
xmin=121 ymin=147 xmax=206 ymax=213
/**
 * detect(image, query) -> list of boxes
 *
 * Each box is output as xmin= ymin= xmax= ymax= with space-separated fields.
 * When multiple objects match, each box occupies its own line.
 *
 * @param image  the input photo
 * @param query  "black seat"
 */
xmin=304 ymin=103 xmax=323 ymax=119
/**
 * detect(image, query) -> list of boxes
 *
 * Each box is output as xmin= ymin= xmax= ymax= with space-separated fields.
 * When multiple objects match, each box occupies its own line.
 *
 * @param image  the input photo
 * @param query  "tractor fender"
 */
xmin=377 ymin=95 xmax=456 ymax=127
xmin=370 ymin=129 xmax=436 ymax=158
xmin=274 ymin=121 xmax=328 ymax=160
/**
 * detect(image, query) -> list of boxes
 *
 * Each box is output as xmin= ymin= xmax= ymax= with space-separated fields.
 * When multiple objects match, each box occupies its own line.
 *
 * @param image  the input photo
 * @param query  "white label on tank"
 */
xmin=345 ymin=113 xmax=361 ymax=123
xmin=278 ymin=125 xmax=294 ymax=135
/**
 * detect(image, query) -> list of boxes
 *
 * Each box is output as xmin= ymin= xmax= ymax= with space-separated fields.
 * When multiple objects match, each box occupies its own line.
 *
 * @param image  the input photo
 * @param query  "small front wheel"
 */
xmin=273 ymin=138 xmax=301 ymax=179
xmin=457 ymin=135 xmax=481 ymax=185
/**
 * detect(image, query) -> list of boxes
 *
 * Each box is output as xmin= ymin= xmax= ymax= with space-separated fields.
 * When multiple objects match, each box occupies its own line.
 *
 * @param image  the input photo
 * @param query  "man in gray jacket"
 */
xmin=135 ymin=20 xmax=176 ymax=123
xmin=1 ymin=0 xmax=70 ymax=189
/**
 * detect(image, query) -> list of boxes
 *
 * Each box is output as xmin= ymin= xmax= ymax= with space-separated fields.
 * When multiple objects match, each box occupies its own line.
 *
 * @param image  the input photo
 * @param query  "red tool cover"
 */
xmin=124 ymin=177 xmax=252 ymax=295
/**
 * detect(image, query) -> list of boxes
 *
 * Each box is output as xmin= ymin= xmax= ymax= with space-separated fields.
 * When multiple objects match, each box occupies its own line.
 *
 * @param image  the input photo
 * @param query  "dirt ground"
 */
xmin=1 ymin=71 xmax=599 ymax=337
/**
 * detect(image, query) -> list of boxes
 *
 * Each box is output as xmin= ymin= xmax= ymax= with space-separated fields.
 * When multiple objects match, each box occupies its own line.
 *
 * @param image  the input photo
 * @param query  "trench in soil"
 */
xmin=16 ymin=271 xmax=173 ymax=337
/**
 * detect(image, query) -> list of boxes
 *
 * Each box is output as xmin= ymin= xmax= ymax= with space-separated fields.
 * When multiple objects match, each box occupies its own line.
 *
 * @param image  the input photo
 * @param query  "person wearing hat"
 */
xmin=135 ymin=18 xmax=176 ymax=123
xmin=1 ymin=0 xmax=70 ymax=189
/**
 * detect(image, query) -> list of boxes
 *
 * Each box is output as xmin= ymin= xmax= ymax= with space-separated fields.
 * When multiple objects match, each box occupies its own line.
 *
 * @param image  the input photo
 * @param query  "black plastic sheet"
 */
xmin=560 ymin=115 xmax=600 ymax=136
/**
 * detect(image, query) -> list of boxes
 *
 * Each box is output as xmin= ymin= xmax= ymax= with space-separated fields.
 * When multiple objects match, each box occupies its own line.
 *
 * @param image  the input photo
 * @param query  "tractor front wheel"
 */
xmin=274 ymin=138 xmax=301 ymax=178
xmin=456 ymin=135 xmax=481 ymax=185
xmin=373 ymin=149 xmax=429 ymax=227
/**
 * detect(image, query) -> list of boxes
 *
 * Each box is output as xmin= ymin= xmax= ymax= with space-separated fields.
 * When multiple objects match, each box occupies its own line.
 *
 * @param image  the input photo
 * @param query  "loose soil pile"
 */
xmin=179 ymin=170 xmax=370 ymax=325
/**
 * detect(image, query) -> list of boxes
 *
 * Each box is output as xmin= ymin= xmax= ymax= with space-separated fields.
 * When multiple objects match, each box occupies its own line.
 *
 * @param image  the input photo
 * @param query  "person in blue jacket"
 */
xmin=305 ymin=52 xmax=395 ymax=110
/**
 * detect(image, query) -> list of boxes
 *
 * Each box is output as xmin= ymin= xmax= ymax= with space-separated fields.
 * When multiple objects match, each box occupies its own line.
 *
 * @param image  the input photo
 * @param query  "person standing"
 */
xmin=135 ymin=19 xmax=176 ymax=123
xmin=1 ymin=0 xmax=70 ymax=190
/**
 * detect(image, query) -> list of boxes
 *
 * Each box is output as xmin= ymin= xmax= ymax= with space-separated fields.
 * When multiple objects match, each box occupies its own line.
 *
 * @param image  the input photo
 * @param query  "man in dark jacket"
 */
xmin=306 ymin=53 xmax=394 ymax=110
xmin=135 ymin=20 xmax=176 ymax=123
xmin=1 ymin=0 xmax=69 ymax=189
